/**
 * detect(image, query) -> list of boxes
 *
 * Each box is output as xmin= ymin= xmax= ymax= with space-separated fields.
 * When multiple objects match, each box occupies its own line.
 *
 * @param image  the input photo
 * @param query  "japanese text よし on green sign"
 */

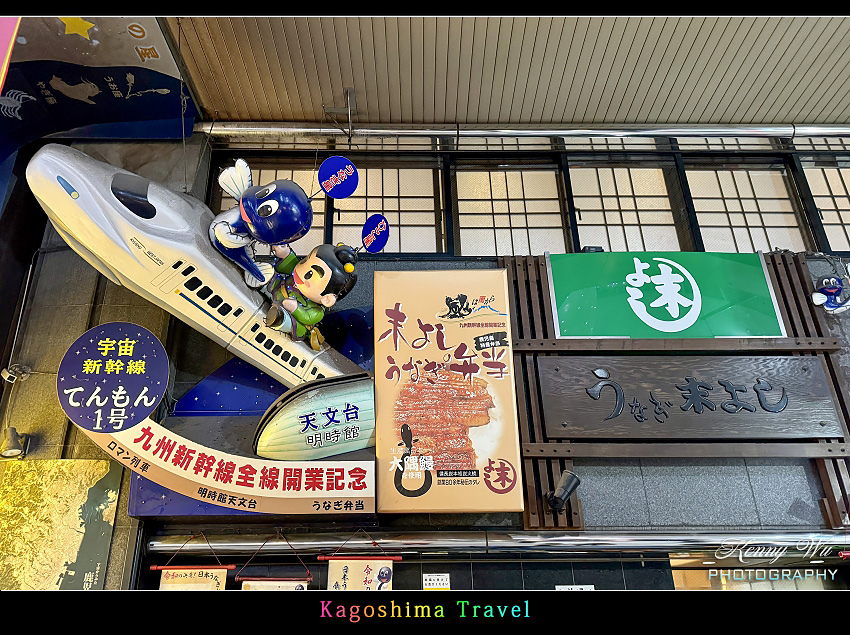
xmin=546 ymin=252 xmax=786 ymax=339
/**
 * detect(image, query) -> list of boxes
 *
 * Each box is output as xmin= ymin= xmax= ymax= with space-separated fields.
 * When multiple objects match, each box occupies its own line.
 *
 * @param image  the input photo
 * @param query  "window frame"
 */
xmin=207 ymin=137 xmax=847 ymax=259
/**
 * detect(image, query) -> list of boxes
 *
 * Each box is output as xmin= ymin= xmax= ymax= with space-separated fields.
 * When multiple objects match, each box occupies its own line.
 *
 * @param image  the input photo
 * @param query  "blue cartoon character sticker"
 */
xmin=376 ymin=566 xmax=392 ymax=590
xmin=209 ymin=159 xmax=314 ymax=287
xmin=812 ymin=275 xmax=850 ymax=315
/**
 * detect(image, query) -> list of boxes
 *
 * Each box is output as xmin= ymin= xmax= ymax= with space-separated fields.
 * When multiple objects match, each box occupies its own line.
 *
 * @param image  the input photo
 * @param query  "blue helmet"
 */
xmin=239 ymin=179 xmax=313 ymax=245
xmin=818 ymin=275 xmax=844 ymax=295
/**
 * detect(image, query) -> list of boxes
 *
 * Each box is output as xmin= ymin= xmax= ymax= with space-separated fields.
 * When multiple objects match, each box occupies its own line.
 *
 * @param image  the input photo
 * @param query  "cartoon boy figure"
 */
xmin=265 ymin=243 xmax=358 ymax=351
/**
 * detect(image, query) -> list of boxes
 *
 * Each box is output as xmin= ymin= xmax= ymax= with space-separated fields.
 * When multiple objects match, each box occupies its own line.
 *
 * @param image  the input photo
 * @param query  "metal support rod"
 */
xmin=557 ymin=153 xmax=581 ymax=253
xmin=672 ymin=152 xmax=705 ymax=252
xmin=347 ymin=89 xmax=352 ymax=144
xmin=147 ymin=529 xmax=850 ymax=556
xmin=194 ymin=122 xmax=850 ymax=140
xmin=441 ymin=152 xmax=457 ymax=256
xmin=786 ymin=153 xmax=831 ymax=253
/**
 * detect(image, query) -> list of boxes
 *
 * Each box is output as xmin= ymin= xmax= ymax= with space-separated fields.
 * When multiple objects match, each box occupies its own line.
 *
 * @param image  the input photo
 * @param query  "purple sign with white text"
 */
xmin=57 ymin=322 xmax=169 ymax=433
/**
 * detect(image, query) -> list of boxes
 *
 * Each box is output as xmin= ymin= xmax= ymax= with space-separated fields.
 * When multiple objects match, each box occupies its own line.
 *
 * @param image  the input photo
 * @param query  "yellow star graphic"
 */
xmin=59 ymin=17 xmax=95 ymax=40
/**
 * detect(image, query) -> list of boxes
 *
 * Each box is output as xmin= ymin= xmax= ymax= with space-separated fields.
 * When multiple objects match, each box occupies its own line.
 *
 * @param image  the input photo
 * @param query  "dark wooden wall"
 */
xmin=501 ymin=253 xmax=850 ymax=531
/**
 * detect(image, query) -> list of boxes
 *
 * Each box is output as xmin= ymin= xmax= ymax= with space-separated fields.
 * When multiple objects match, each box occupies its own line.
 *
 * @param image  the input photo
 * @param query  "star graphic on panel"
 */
xmin=59 ymin=17 xmax=95 ymax=40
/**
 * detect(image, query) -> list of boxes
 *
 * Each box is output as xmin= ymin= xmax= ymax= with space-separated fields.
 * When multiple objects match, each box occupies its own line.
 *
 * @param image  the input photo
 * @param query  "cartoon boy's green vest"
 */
xmin=267 ymin=252 xmax=326 ymax=348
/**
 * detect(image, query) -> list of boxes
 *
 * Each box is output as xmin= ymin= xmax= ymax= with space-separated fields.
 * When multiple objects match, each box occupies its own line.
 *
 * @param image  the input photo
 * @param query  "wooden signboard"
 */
xmin=538 ymin=355 xmax=843 ymax=439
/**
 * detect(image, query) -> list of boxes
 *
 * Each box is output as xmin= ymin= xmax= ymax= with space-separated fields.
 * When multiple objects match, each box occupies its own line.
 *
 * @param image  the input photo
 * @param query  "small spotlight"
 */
xmin=1 ymin=364 xmax=31 ymax=384
xmin=0 ymin=427 xmax=29 ymax=459
xmin=810 ymin=560 xmax=825 ymax=564
xmin=581 ymin=246 xmax=604 ymax=253
xmin=702 ymin=561 xmax=716 ymax=565
xmin=546 ymin=469 xmax=580 ymax=511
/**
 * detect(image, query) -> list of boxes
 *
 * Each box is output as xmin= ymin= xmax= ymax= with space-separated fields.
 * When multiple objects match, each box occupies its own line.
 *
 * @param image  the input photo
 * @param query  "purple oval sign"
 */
xmin=361 ymin=213 xmax=390 ymax=253
xmin=57 ymin=322 xmax=169 ymax=433
xmin=318 ymin=155 xmax=359 ymax=199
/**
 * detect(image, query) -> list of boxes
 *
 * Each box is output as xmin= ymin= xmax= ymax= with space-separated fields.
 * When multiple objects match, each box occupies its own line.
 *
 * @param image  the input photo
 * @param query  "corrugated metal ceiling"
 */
xmin=163 ymin=17 xmax=850 ymax=125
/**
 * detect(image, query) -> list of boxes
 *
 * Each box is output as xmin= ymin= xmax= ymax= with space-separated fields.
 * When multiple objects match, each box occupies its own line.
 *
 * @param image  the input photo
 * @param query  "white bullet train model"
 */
xmin=26 ymin=143 xmax=364 ymax=388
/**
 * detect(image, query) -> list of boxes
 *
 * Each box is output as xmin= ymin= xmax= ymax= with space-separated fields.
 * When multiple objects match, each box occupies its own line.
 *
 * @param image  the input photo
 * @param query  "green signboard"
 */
xmin=546 ymin=252 xmax=786 ymax=339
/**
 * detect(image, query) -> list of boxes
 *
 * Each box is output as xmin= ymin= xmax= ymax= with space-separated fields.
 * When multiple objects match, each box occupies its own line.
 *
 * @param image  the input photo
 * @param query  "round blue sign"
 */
xmin=361 ymin=213 xmax=390 ymax=253
xmin=318 ymin=155 xmax=359 ymax=199
xmin=57 ymin=322 xmax=169 ymax=433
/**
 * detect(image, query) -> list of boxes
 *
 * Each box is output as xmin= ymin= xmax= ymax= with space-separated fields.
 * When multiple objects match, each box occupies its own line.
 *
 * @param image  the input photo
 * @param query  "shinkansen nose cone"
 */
xmin=26 ymin=144 xmax=210 ymax=246
xmin=25 ymin=143 xmax=214 ymax=285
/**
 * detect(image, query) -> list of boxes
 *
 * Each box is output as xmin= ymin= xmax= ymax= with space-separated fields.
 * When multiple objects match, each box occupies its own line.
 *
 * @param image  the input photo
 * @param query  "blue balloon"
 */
xmin=318 ymin=155 xmax=359 ymax=199
xmin=362 ymin=213 xmax=390 ymax=253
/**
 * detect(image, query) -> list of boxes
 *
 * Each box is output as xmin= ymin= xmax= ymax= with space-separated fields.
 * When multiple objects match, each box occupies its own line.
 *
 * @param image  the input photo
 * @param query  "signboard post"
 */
xmin=547 ymin=252 xmax=786 ymax=338
xmin=374 ymin=270 xmax=523 ymax=513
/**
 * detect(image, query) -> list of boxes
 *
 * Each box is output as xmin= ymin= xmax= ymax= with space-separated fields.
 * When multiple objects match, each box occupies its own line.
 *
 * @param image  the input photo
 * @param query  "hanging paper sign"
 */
xmin=318 ymin=155 xmax=358 ymax=199
xmin=422 ymin=573 xmax=451 ymax=590
xmin=57 ymin=322 xmax=377 ymax=515
xmin=159 ymin=567 xmax=228 ymax=590
xmin=57 ymin=322 xmax=169 ymax=433
xmin=327 ymin=558 xmax=394 ymax=590
xmin=241 ymin=580 xmax=309 ymax=590
xmin=361 ymin=213 xmax=390 ymax=253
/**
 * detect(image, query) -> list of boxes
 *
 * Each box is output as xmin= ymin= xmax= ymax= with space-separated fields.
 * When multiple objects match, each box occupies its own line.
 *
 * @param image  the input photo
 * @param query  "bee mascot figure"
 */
xmin=210 ymin=159 xmax=313 ymax=287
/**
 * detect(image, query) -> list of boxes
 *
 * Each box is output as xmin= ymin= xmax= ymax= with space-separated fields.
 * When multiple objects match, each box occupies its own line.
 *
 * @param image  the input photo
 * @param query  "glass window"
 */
xmin=332 ymin=167 xmax=441 ymax=252
xmin=457 ymin=136 xmax=555 ymax=151
xmin=560 ymin=137 xmax=658 ymax=151
xmin=804 ymin=165 xmax=850 ymax=251
xmin=570 ymin=166 xmax=682 ymax=251
xmin=675 ymin=137 xmax=773 ymax=151
xmin=794 ymin=137 xmax=850 ymax=152
xmin=455 ymin=168 xmax=565 ymax=256
xmin=686 ymin=167 xmax=808 ymax=253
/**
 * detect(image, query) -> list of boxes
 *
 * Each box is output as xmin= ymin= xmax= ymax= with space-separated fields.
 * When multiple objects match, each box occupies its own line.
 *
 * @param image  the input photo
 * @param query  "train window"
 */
xmin=182 ymin=266 xmax=195 ymax=276
xmin=300 ymin=359 xmax=306 ymax=368
xmin=233 ymin=308 xmax=243 ymax=317
xmin=316 ymin=374 xmax=325 ymax=379
xmin=250 ymin=323 xmax=260 ymax=332
xmin=172 ymin=260 xmax=183 ymax=269
xmin=207 ymin=295 xmax=222 ymax=308
xmin=311 ymin=367 xmax=318 ymax=375
xmin=255 ymin=333 xmax=266 ymax=343
xmin=185 ymin=277 xmax=202 ymax=291
xmin=111 ymin=172 xmax=156 ymax=219
xmin=264 ymin=339 xmax=274 ymax=350
xmin=289 ymin=356 xmax=299 ymax=367
xmin=272 ymin=345 xmax=282 ymax=355
xmin=281 ymin=351 xmax=291 ymax=362
xmin=217 ymin=303 xmax=232 ymax=316
xmin=197 ymin=286 xmax=212 ymax=300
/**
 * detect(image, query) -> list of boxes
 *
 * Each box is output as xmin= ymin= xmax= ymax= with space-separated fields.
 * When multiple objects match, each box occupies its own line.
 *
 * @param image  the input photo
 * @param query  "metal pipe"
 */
xmin=147 ymin=530 xmax=849 ymax=556
xmin=193 ymin=121 xmax=850 ymax=140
